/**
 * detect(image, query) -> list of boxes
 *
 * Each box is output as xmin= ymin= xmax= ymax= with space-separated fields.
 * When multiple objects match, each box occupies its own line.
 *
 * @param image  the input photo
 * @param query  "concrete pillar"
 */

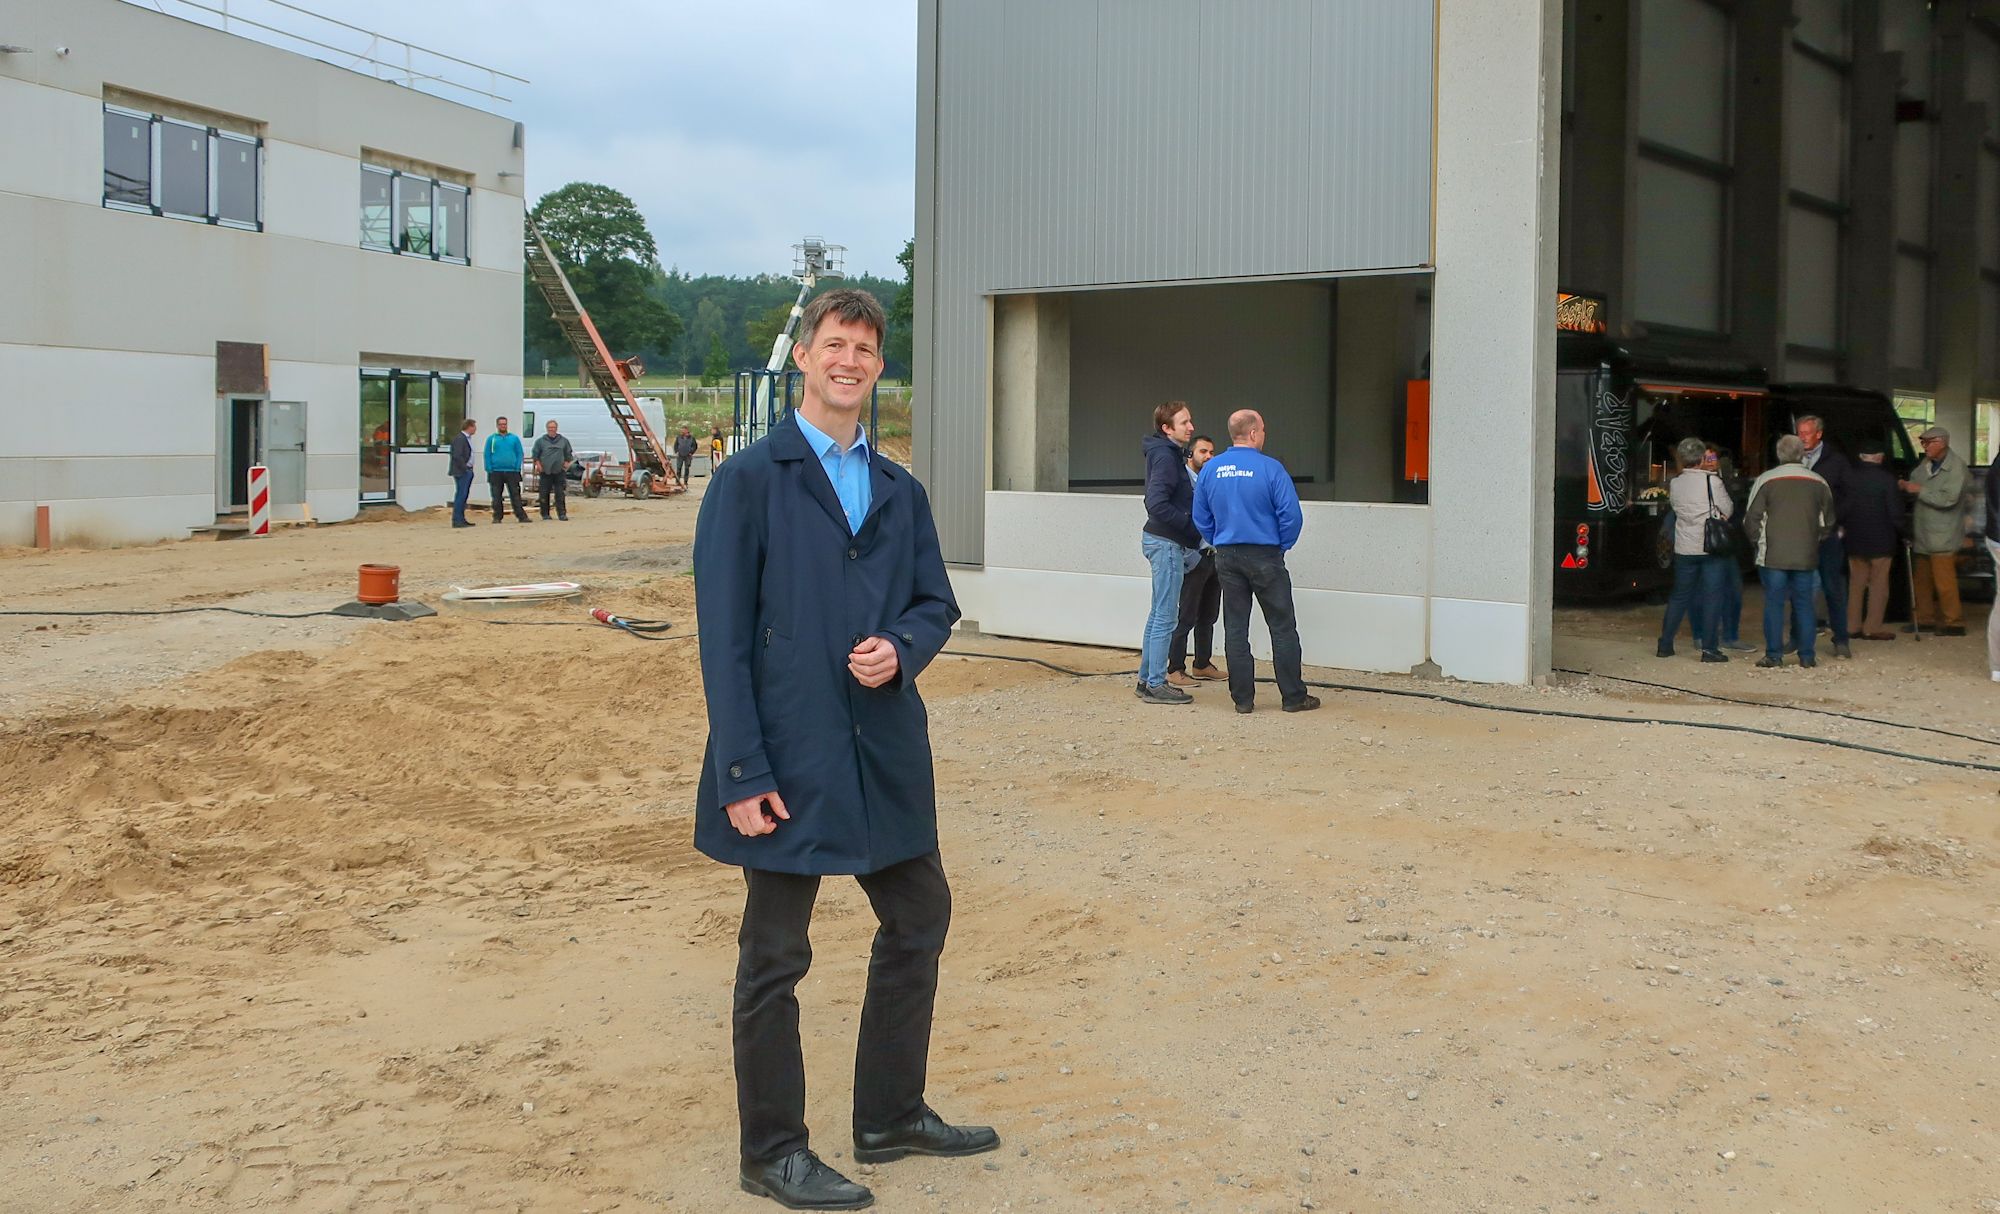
xmin=1566 ymin=0 xmax=1638 ymax=336
xmin=1430 ymin=0 xmax=1561 ymax=684
xmin=1845 ymin=0 xmax=1898 ymax=393
xmin=1731 ymin=0 xmax=1791 ymax=371
xmin=1332 ymin=276 xmax=1408 ymax=504
xmin=1933 ymin=1 xmax=1982 ymax=442
xmin=990 ymin=293 xmax=1070 ymax=493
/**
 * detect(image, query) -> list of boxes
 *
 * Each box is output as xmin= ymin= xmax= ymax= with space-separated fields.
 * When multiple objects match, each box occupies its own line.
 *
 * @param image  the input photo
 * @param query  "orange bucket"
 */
xmin=357 ymin=563 xmax=401 ymax=605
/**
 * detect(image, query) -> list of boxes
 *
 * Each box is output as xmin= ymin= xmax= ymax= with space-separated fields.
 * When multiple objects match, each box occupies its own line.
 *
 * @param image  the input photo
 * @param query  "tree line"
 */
xmin=525 ymin=182 xmax=914 ymax=384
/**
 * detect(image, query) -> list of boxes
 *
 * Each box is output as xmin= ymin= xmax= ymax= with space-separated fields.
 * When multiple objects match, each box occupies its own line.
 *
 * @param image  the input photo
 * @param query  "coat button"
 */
xmin=851 ymin=633 xmax=864 ymax=647
xmin=854 ymin=724 xmax=862 ymax=736
xmin=729 ymin=764 xmax=742 ymax=779
xmin=901 ymin=632 xmax=913 ymax=643
xmin=847 ymin=547 xmax=858 ymax=560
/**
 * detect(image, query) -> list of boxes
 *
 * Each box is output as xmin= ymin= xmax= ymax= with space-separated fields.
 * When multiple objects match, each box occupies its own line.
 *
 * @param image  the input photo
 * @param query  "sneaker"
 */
xmin=1756 ymin=656 xmax=1784 ymax=668
xmin=1282 ymin=695 xmax=1322 ymax=713
xmin=1721 ymin=639 xmax=1757 ymax=652
xmin=1137 ymin=683 xmax=1192 ymax=704
xmin=1655 ymin=644 xmax=1674 ymax=659
xmin=1166 ymin=671 xmax=1198 ymax=687
xmin=1700 ymin=651 xmax=1728 ymax=663
xmin=1833 ymin=642 xmax=1852 ymax=659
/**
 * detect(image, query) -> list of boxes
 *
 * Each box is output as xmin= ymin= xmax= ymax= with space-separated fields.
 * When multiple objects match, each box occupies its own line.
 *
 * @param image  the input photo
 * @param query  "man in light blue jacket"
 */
xmin=1192 ymin=409 xmax=1318 ymax=715
xmin=483 ymin=415 xmax=530 ymax=523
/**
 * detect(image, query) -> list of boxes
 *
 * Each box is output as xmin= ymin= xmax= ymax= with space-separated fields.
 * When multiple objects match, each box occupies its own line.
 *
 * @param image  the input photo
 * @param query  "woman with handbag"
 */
xmin=1657 ymin=436 xmax=1735 ymax=663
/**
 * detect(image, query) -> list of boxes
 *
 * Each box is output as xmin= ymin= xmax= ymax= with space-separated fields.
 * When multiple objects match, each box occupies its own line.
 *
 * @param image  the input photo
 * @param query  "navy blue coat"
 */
xmin=692 ymin=414 xmax=961 ymax=875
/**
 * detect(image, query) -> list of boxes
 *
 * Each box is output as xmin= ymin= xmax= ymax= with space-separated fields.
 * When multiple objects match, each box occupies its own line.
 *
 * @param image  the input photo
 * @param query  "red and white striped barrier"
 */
xmin=247 ymin=464 xmax=271 ymax=537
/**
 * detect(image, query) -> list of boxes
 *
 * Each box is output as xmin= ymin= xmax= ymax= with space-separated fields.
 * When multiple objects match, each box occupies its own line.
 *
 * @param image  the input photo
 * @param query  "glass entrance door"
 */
xmin=360 ymin=372 xmax=393 ymax=501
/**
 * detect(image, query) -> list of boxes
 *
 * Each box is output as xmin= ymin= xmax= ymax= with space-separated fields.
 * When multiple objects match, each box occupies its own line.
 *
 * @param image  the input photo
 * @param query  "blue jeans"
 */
xmin=1139 ymin=533 xmax=1189 ymax=687
xmin=1659 ymin=553 xmax=1729 ymax=653
xmin=451 ymin=471 xmax=474 ymax=524
xmin=1759 ymin=567 xmax=1817 ymax=662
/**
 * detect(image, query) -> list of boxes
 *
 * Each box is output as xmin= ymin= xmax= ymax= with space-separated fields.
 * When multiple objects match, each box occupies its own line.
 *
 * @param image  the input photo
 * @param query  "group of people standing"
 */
xmin=672 ymin=424 xmax=727 ymax=485
xmin=1138 ymin=401 xmax=1319 ymax=714
xmin=445 ymin=416 xmax=577 ymax=526
xmin=1660 ymin=417 xmax=1999 ymax=679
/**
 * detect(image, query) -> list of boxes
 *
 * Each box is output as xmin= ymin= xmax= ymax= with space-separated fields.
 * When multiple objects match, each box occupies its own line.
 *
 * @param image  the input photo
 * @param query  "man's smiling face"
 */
xmin=795 ymin=316 xmax=884 ymax=414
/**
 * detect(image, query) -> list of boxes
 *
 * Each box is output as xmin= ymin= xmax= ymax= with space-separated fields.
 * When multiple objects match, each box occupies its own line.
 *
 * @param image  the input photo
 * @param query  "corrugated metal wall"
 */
xmin=917 ymin=0 xmax=1436 ymax=563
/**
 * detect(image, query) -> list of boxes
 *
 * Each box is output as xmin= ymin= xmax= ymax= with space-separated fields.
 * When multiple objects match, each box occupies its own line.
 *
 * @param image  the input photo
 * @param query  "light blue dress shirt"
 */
xmin=793 ymin=411 xmax=873 ymax=533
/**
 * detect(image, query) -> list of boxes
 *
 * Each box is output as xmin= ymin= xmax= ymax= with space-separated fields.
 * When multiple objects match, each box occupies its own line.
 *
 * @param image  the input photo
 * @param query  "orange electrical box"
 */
xmin=1403 ymin=379 xmax=1430 ymax=482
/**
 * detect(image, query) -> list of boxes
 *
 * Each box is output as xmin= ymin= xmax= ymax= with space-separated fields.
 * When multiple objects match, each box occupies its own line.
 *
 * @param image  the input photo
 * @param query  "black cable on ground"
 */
xmin=935 ymin=648 xmax=2000 ymax=774
xmin=0 ymin=606 xmax=345 ymax=620
xmin=1553 ymin=666 xmax=2000 ymax=749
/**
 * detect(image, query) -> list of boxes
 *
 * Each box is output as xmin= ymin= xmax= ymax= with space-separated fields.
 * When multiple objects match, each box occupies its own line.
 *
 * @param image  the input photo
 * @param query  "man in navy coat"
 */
xmin=693 ymin=288 xmax=997 ymax=1211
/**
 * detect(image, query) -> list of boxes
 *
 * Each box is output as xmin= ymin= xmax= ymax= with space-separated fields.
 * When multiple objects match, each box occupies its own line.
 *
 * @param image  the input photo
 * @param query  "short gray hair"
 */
xmin=1795 ymin=414 xmax=1823 ymax=434
xmin=1675 ymin=437 xmax=1708 ymax=468
xmin=1775 ymin=434 xmax=1805 ymax=464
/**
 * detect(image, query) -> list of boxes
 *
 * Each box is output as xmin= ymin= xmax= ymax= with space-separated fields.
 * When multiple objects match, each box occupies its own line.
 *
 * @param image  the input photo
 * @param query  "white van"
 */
xmin=516 ymin=397 xmax=669 ymax=467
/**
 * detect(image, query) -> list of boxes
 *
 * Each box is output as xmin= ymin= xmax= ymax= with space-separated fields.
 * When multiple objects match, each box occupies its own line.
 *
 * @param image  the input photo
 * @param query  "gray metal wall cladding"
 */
xmin=917 ymin=0 xmax=1436 ymax=564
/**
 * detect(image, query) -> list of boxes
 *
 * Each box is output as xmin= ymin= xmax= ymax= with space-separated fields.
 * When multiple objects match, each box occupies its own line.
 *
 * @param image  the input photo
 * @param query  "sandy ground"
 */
xmin=3 ymin=486 xmax=1998 ymax=1213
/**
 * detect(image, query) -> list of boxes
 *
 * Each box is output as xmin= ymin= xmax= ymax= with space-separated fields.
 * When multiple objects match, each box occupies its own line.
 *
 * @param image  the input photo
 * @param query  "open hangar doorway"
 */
xmin=1550 ymin=0 xmax=1995 ymax=609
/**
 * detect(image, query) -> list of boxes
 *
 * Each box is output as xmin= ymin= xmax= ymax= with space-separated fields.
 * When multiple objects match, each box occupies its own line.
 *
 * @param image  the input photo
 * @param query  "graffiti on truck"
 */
xmin=1585 ymin=384 xmax=1630 ymax=513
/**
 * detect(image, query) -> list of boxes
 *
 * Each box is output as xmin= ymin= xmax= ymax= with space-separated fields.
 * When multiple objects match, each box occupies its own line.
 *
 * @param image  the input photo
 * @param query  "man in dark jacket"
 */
xmin=1840 ymin=440 xmax=1907 ymax=641
xmin=1139 ymin=400 xmax=1200 ymax=704
xmin=692 ymin=288 xmax=994 ymax=1212
xmin=530 ymin=420 xmax=574 ymax=520
xmin=1796 ymin=416 xmax=1853 ymax=657
xmin=673 ymin=424 xmax=698 ymax=484
xmin=447 ymin=418 xmax=477 ymax=528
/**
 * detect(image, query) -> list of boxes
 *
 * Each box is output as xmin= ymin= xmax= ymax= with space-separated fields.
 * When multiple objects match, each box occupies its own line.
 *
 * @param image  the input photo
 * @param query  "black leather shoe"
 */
xmin=739 ymin=1149 xmax=873 ymax=1210
xmin=853 ymin=1106 xmax=1000 ymax=1164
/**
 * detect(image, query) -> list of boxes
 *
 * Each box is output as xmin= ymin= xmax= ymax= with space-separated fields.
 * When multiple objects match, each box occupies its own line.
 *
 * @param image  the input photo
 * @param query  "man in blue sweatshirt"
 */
xmin=1192 ymin=409 xmax=1318 ymax=714
xmin=1137 ymin=400 xmax=1201 ymax=704
xmin=483 ymin=415 xmax=531 ymax=523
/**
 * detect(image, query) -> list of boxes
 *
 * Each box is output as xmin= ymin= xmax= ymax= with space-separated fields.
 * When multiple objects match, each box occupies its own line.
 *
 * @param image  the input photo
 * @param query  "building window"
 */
xmin=101 ymin=103 xmax=262 ymax=231
xmin=361 ymin=164 xmax=470 ymax=264
xmin=363 ymin=367 xmax=472 ymax=452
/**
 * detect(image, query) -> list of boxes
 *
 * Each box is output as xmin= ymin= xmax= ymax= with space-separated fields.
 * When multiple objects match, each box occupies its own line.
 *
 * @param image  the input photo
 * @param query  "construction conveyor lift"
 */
xmin=523 ymin=214 xmax=684 ymax=498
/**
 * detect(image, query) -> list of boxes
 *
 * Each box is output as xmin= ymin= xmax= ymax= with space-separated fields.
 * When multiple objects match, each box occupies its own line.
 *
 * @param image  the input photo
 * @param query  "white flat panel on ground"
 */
xmin=1634 ymin=160 xmax=1725 ymax=332
xmin=1636 ymin=0 xmax=1730 ymax=161
xmin=1430 ymin=596 xmax=1533 ymax=683
xmin=1786 ymin=208 xmax=1842 ymax=351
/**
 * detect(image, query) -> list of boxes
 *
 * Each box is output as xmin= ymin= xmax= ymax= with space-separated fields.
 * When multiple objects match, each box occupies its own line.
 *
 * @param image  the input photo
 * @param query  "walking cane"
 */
xmin=1904 ymin=542 xmax=1923 ymax=642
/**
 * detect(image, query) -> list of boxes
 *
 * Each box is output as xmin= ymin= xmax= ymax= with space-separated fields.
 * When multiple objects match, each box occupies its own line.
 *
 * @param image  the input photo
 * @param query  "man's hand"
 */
xmin=725 ymin=790 xmax=789 ymax=836
xmin=1898 ymin=480 xmax=1920 ymax=494
xmin=849 ymin=636 xmax=900 ymax=689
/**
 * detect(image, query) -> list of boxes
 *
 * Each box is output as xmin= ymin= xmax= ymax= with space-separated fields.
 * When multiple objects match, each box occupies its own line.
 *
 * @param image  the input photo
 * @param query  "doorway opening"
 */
xmin=226 ymin=397 xmax=262 ymax=509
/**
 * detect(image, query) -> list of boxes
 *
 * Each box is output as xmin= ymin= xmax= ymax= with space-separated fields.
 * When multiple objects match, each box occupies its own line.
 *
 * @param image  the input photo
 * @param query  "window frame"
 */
xmin=365 ymin=367 xmax=473 ymax=454
xmin=361 ymin=163 xmax=471 ymax=265
xmin=101 ymin=103 xmax=262 ymax=232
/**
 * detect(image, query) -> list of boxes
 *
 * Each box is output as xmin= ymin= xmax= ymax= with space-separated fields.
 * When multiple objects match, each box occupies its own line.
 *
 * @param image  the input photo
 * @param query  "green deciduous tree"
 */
xmin=746 ymin=299 xmax=794 ymax=362
xmin=888 ymin=237 xmax=914 ymax=373
xmin=525 ymin=182 xmax=683 ymax=371
xmin=700 ymin=332 xmax=730 ymax=387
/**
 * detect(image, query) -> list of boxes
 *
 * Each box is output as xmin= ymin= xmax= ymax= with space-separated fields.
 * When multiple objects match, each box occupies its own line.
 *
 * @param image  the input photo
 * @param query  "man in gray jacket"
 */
xmin=1744 ymin=434 xmax=1836 ymax=668
xmin=1898 ymin=425 xmax=1969 ymax=635
xmin=531 ymin=420 xmax=574 ymax=521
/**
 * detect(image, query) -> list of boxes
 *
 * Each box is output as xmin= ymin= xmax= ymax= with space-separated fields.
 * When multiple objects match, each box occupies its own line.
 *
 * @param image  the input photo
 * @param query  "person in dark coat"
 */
xmin=692 ymin=288 xmax=996 ymax=1212
xmin=1167 ymin=434 xmax=1225 ymax=685
xmin=447 ymin=417 xmax=477 ymax=527
xmin=1138 ymin=400 xmax=1201 ymax=704
xmin=1840 ymin=439 xmax=1908 ymax=641
xmin=1796 ymin=415 xmax=1853 ymax=657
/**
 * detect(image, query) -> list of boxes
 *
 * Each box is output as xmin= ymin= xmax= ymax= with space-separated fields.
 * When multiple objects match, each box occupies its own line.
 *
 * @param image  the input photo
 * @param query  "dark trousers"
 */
xmin=538 ymin=469 xmax=568 ymax=518
xmin=1659 ymin=553 xmax=1730 ymax=654
xmin=450 ymin=471 xmax=473 ymax=524
xmin=1214 ymin=544 xmax=1308 ymax=709
xmin=488 ymin=472 xmax=526 ymax=520
xmin=734 ymin=850 xmax=951 ymax=1165
xmin=1814 ymin=534 xmax=1849 ymax=645
xmin=1168 ymin=550 xmax=1220 ymax=673
xmin=675 ymin=454 xmax=694 ymax=484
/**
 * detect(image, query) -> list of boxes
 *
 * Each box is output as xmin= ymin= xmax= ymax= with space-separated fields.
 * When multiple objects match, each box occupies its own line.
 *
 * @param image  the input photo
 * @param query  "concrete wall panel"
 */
xmin=0 ymin=74 xmax=97 ymax=205
xmin=263 ymin=140 xmax=359 ymax=246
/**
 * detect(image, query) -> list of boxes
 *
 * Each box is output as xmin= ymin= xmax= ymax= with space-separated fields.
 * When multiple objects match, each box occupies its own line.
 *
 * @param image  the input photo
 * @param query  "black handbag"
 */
xmin=1702 ymin=476 xmax=1734 ymax=556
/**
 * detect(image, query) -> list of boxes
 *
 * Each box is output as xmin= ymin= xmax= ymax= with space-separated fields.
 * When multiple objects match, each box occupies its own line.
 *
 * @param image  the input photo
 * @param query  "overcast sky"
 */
xmin=154 ymin=0 xmax=919 ymax=279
